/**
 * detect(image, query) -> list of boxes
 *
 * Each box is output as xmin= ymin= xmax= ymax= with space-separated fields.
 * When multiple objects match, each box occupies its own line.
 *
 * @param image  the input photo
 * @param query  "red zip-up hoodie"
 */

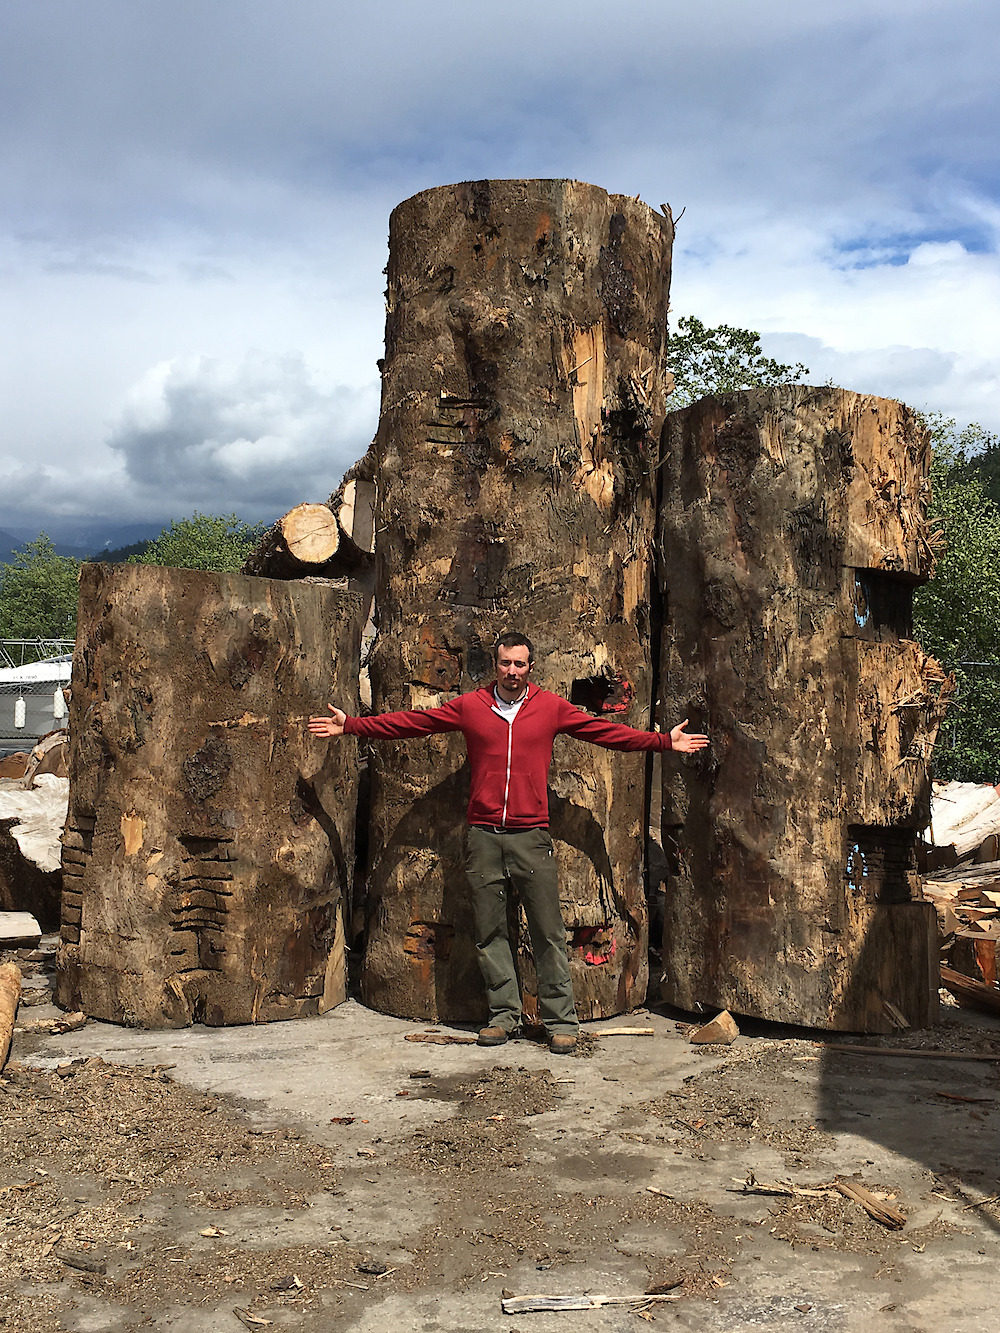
xmin=343 ymin=683 xmax=672 ymax=829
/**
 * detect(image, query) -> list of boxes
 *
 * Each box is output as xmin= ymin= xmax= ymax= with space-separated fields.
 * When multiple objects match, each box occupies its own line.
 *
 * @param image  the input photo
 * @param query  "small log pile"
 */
xmin=922 ymin=860 xmax=1000 ymax=1012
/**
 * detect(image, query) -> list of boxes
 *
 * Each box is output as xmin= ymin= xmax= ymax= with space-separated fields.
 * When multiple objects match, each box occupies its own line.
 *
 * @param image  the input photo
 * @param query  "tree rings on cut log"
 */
xmin=282 ymin=503 xmax=341 ymax=564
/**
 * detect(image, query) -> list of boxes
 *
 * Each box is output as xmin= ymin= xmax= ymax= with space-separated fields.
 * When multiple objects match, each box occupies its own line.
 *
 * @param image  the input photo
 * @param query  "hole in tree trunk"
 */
xmin=570 ymin=672 xmax=634 ymax=715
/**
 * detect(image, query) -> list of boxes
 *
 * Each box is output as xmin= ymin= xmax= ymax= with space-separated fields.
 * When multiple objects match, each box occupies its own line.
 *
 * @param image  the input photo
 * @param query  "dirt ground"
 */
xmin=3 ymin=948 xmax=1000 ymax=1332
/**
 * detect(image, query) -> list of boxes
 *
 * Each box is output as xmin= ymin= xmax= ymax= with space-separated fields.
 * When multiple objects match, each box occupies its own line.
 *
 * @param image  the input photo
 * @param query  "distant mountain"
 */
xmin=0 ymin=521 xmax=166 ymax=562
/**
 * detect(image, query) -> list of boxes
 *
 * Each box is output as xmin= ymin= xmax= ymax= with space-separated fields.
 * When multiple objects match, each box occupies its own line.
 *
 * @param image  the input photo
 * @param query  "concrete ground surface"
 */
xmin=4 ymin=996 xmax=1000 ymax=1333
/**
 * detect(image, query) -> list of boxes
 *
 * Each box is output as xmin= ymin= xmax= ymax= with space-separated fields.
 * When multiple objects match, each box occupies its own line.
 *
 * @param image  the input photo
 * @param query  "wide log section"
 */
xmin=360 ymin=179 xmax=673 ymax=1022
xmin=55 ymin=563 xmax=362 ymax=1028
xmin=658 ymin=386 xmax=951 ymax=1033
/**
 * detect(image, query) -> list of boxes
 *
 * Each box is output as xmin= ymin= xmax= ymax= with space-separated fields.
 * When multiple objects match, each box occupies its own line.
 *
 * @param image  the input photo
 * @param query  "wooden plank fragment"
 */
xmin=501 ymin=1293 xmax=683 ymax=1313
xmin=939 ymin=965 xmax=1000 ymax=1015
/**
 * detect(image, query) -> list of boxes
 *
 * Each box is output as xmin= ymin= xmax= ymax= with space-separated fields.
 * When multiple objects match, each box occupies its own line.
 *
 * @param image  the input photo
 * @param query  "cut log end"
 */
xmin=281 ymin=503 xmax=341 ymax=565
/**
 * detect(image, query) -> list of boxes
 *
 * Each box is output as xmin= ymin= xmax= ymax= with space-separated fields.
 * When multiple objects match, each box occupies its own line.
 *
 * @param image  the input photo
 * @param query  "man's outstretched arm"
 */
xmin=556 ymin=699 xmax=708 ymax=753
xmin=307 ymin=697 xmax=465 ymax=740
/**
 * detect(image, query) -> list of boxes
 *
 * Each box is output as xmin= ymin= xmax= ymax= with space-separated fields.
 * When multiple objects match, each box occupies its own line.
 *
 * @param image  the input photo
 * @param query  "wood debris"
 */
xmin=832 ymin=1179 xmax=906 ymax=1230
xmin=404 ymin=1032 xmax=477 ymax=1045
xmin=501 ymin=1292 xmax=683 ymax=1313
xmin=688 ymin=1011 xmax=739 ymax=1045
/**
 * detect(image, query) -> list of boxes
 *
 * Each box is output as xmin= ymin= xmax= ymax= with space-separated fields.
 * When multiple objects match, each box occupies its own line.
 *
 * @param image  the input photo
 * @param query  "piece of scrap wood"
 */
xmin=233 ymin=1311 xmax=273 ymax=1329
xmin=0 ymin=962 xmax=22 ymax=1072
xmin=963 ymin=1193 xmax=1000 ymax=1211
xmin=0 ymin=913 xmax=42 ymax=947
xmin=592 ymin=1027 xmax=655 ymax=1037
xmin=501 ymin=1293 xmax=683 ymax=1313
xmin=820 ymin=1044 xmax=1000 ymax=1062
xmin=735 ymin=1175 xmax=833 ymax=1199
xmin=688 ymin=1010 xmax=739 ymax=1045
xmin=940 ymin=966 xmax=1000 ymax=1015
xmin=833 ymin=1180 xmax=906 ymax=1229
xmin=934 ymin=1091 xmax=993 ymax=1103
xmin=404 ymin=1033 xmax=477 ymax=1045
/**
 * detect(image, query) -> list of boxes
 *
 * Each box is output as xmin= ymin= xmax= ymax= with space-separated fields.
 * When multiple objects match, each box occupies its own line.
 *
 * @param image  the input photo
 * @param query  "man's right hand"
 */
xmin=307 ymin=704 xmax=347 ymax=738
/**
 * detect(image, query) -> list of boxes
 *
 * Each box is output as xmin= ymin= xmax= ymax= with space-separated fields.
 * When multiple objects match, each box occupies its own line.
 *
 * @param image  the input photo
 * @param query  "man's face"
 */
xmin=494 ymin=645 xmax=532 ymax=698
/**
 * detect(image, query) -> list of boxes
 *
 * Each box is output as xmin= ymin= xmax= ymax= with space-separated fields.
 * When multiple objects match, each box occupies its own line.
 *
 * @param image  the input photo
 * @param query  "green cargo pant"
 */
xmin=464 ymin=824 xmax=578 ymax=1035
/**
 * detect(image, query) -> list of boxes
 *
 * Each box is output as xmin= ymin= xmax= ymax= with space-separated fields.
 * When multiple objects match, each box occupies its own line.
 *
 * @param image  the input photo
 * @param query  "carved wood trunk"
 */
xmin=657 ymin=386 xmax=951 ymax=1032
xmin=55 ymin=564 xmax=362 ymax=1028
xmin=360 ymin=179 xmax=674 ymax=1022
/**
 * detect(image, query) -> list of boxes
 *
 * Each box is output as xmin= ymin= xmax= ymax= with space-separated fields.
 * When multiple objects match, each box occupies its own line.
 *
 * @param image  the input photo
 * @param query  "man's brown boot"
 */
xmin=477 ymin=1026 xmax=510 ymax=1047
xmin=548 ymin=1032 xmax=578 ymax=1055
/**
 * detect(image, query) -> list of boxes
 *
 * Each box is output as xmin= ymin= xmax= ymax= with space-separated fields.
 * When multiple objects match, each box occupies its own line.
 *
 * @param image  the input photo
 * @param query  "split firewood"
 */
xmin=833 ymin=1179 xmax=906 ymax=1229
xmin=688 ymin=1011 xmax=739 ymax=1045
xmin=0 ymin=962 xmax=22 ymax=1070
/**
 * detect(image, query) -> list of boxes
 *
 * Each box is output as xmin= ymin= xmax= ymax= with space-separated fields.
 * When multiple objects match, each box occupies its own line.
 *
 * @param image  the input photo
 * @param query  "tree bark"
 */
xmin=359 ymin=179 xmax=673 ymax=1022
xmin=55 ymin=564 xmax=363 ymax=1028
xmin=657 ymin=386 xmax=951 ymax=1032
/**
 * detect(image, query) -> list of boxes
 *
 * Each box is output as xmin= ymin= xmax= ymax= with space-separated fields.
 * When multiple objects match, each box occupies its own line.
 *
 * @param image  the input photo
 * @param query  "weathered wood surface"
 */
xmin=0 ymin=774 xmax=66 ymax=930
xmin=0 ymin=961 xmax=21 ymax=1070
xmin=55 ymin=563 xmax=362 ymax=1028
xmin=657 ymin=386 xmax=951 ymax=1032
xmin=361 ymin=179 xmax=674 ymax=1022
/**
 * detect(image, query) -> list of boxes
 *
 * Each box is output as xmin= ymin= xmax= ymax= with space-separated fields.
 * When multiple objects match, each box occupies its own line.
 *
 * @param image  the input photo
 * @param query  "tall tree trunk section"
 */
xmin=657 ymin=387 xmax=951 ymax=1032
xmin=55 ymin=564 xmax=362 ymax=1028
xmin=360 ymin=179 xmax=673 ymax=1022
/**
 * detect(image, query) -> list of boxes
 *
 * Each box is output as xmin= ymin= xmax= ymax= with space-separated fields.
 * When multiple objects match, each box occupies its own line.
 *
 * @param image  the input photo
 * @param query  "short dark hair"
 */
xmin=493 ymin=632 xmax=534 ymax=663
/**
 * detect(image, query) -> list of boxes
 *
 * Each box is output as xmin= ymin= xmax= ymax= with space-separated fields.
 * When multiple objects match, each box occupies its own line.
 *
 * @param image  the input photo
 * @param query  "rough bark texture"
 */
xmin=55 ymin=563 xmax=362 ymax=1028
xmin=360 ymin=179 xmax=673 ymax=1022
xmin=657 ymin=387 xmax=951 ymax=1033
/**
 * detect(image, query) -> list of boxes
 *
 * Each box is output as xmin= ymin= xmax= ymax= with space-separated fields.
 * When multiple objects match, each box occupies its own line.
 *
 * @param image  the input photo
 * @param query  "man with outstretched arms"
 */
xmin=308 ymin=632 xmax=708 ymax=1054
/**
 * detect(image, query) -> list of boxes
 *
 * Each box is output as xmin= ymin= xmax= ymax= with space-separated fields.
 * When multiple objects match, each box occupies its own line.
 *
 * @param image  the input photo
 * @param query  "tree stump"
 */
xmin=657 ymin=386 xmax=951 ymax=1032
xmin=55 ymin=564 xmax=362 ymax=1028
xmin=360 ymin=179 xmax=674 ymax=1022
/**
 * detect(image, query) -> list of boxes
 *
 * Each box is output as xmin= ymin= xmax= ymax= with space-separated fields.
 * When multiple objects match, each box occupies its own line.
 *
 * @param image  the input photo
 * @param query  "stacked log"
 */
xmin=55 ymin=563 xmax=363 ymax=1028
xmin=359 ymin=179 xmax=674 ymax=1022
xmin=657 ymin=387 xmax=951 ymax=1032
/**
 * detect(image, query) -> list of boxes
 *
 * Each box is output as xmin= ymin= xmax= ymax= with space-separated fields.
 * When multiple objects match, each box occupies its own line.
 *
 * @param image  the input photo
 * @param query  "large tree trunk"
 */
xmin=55 ymin=564 xmax=362 ymax=1028
xmin=360 ymin=179 xmax=673 ymax=1022
xmin=657 ymin=387 xmax=951 ymax=1033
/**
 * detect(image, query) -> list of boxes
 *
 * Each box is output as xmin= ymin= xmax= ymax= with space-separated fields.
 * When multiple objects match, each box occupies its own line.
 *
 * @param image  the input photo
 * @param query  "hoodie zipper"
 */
xmin=494 ymin=685 xmax=528 ymax=828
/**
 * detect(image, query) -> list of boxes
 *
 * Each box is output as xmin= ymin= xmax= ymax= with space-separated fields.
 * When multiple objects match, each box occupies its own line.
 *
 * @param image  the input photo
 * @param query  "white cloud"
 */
xmin=1 ymin=0 xmax=999 ymax=531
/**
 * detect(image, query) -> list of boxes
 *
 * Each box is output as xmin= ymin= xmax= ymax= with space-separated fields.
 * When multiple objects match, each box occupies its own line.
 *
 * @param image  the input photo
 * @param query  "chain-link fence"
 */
xmin=0 ymin=641 xmax=73 ymax=756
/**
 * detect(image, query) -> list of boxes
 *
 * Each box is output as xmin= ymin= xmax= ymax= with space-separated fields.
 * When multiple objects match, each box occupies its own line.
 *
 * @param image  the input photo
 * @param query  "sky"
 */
xmin=2 ymin=0 xmax=998 ymax=543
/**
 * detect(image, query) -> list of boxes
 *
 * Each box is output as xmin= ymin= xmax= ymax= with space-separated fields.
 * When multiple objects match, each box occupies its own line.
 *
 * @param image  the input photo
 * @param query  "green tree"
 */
xmin=132 ymin=513 xmax=265 ymax=573
xmin=666 ymin=315 xmax=809 ymax=409
xmin=0 ymin=535 xmax=81 ymax=644
xmin=913 ymin=416 xmax=1000 ymax=781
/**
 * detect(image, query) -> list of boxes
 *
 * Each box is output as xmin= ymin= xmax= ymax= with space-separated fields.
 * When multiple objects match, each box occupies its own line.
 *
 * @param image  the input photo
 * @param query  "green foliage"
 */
xmin=913 ymin=416 xmax=1000 ymax=781
xmin=0 ymin=535 xmax=81 ymax=642
xmin=666 ymin=315 xmax=809 ymax=409
xmin=132 ymin=513 xmax=265 ymax=573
